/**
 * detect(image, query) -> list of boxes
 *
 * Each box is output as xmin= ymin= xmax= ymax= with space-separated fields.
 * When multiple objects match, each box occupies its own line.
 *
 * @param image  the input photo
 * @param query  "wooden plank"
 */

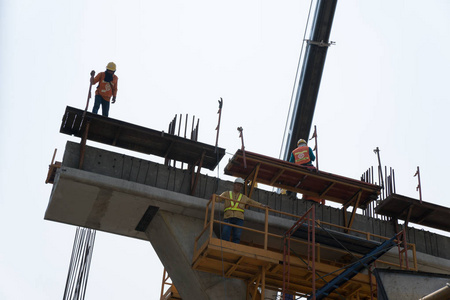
xmin=60 ymin=106 xmax=225 ymax=171
xmin=225 ymin=256 xmax=244 ymax=277
xmin=375 ymin=193 xmax=450 ymax=232
xmin=225 ymin=149 xmax=381 ymax=208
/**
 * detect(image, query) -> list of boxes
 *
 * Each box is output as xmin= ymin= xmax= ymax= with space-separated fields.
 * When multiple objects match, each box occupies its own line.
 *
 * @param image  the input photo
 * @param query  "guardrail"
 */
xmin=193 ymin=194 xmax=417 ymax=272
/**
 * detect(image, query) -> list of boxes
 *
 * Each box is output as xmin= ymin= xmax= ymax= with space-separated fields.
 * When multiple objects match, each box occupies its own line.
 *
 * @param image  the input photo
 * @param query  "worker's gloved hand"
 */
xmin=112 ymin=96 xmax=116 ymax=104
xmin=90 ymin=70 xmax=95 ymax=77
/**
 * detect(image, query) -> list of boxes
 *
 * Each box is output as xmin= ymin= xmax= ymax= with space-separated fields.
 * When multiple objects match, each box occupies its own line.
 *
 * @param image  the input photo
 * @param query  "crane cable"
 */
xmin=279 ymin=0 xmax=315 ymax=161
xmin=213 ymin=100 xmax=228 ymax=300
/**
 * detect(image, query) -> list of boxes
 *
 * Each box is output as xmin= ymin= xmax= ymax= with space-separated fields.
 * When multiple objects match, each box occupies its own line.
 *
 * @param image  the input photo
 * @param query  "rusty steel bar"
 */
xmin=180 ymin=114 xmax=188 ymax=169
xmin=78 ymin=121 xmax=90 ymax=170
xmin=374 ymin=147 xmax=384 ymax=193
xmin=51 ymin=148 xmax=57 ymax=165
xmin=191 ymin=115 xmax=195 ymax=139
xmin=237 ymin=127 xmax=247 ymax=168
xmin=209 ymin=196 xmax=216 ymax=241
xmin=403 ymin=227 xmax=409 ymax=270
xmin=177 ymin=114 xmax=182 ymax=136
xmin=312 ymin=205 xmax=316 ymax=300
xmin=369 ymin=266 xmax=374 ymax=300
xmin=215 ymin=98 xmax=223 ymax=152
xmin=371 ymin=166 xmax=374 ymax=185
xmin=79 ymin=71 xmax=95 ymax=132
xmin=384 ymin=166 xmax=388 ymax=199
xmin=310 ymin=125 xmax=319 ymax=170
xmin=392 ymin=168 xmax=396 ymax=194
xmin=195 ymin=118 xmax=199 ymax=141
xmin=414 ymin=166 xmax=422 ymax=203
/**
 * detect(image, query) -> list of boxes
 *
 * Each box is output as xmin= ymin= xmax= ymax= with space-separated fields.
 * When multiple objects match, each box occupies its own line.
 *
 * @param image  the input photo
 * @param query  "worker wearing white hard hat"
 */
xmin=219 ymin=177 xmax=268 ymax=244
xmin=90 ymin=62 xmax=119 ymax=117
xmin=289 ymin=139 xmax=324 ymax=204
xmin=289 ymin=138 xmax=316 ymax=169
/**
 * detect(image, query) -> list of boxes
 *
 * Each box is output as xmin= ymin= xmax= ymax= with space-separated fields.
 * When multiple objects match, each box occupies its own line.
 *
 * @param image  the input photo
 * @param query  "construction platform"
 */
xmin=225 ymin=149 xmax=381 ymax=209
xmin=193 ymin=238 xmax=375 ymax=299
xmin=60 ymin=106 xmax=225 ymax=171
xmin=375 ymin=193 xmax=450 ymax=232
xmin=192 ymin=195 xmax=415 ymax=300
xmin=224 ymin=149 xmax=382 ymax=230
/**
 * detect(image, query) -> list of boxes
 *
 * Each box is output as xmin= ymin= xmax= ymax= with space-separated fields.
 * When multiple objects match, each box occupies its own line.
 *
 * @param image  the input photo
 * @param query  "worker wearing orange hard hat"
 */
xmin=289 ymin=138 xmax=316 ymax=169
xmin=90 ymin=62 xmax=118 ymax=117
xmin=219 ymin=178 xmax=268 ymax=244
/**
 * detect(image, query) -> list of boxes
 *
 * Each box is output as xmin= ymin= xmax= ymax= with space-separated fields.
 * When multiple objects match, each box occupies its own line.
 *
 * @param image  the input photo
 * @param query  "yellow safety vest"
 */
xmin=224 ymin=191 xmax=245 ymax=213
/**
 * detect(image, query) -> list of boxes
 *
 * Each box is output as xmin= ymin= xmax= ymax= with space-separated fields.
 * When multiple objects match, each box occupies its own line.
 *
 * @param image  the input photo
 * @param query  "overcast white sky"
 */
xmin=1 ymin=1 xmax=450 ymax=299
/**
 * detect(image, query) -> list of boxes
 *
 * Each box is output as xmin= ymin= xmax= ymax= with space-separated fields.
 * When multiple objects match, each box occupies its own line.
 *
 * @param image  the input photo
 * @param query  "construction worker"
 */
xmin=91 ymin=62 xmax=118 ymax=117
xmin=219 ymin=178 xmax=268 ymax=244
xmin=289 ymin=138 xmax=316 ymax=169
xmin=289 ymin=139 xmax=324 ymax=204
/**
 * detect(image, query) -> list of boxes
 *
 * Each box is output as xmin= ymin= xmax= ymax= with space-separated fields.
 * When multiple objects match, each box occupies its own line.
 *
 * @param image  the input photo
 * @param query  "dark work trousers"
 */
xmin=221 ymin=217 xmax=244 ymax=243
xmin=92 ymin=95 xmax=110 ymax=117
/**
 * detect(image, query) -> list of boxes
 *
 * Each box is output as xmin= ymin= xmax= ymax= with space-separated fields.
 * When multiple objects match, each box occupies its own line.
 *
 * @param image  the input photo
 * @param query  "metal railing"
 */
xmin=194 ymin=194 xmax=417 ymax=270
xmin=193 ymin=194 xmax=417 ymax=298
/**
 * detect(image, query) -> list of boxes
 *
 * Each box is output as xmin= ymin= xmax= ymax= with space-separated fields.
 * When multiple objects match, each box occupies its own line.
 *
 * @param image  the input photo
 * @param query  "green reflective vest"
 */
xmin=224 ymin=191 xmax=245 ymax=213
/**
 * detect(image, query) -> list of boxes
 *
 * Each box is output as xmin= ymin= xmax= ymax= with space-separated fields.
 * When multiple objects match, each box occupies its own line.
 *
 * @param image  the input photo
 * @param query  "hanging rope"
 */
xmin=212 ymin=98 xmax=228 ymax=300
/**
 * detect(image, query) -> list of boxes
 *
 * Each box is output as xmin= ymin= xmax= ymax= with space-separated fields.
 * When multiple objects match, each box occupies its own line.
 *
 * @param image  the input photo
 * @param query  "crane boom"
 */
xmin=283 ymin=0 xmax=338 ymax=161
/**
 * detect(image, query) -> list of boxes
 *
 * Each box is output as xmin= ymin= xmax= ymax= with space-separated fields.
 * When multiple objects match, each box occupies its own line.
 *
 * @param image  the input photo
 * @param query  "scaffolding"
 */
xmin=192 ymin=194 xmax=416 ymax=300
xmin=160 ymin=269 xmax=181 ymax=300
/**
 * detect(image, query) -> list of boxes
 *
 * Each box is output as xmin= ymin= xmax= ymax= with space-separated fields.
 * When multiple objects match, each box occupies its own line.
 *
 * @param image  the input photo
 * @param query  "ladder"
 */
xmin=309 ymin=235 xmax=397 ymax=300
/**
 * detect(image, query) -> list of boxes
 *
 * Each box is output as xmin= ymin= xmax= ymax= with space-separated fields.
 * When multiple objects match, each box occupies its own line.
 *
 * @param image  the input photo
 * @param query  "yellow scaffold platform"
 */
xmin=192 ymin=195 xmax=416 ymax=300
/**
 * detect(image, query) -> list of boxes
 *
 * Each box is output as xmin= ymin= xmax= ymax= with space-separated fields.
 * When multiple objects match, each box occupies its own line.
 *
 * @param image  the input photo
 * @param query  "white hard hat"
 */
xmin=297 ymin=139 xmax=307 ymax=146
xmin=234 ymin=178 xmax=245 ymax=184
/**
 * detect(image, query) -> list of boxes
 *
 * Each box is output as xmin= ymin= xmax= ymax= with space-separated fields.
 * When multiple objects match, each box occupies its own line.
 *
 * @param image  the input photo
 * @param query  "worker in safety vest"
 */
xmin=219 ymin=177 xmax=268 ymax=244
xmin=90 ymin=62 xmax=119 ymax=117
xmin=288 ymin=139 xmax=324 ymax=204
xmin=289 ymin=138 xmax=316 ymax=169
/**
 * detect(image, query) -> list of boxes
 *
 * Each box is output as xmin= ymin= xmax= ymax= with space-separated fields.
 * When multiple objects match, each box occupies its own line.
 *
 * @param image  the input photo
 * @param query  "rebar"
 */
xmin=63 ymin=227 xmax=96 ymax=300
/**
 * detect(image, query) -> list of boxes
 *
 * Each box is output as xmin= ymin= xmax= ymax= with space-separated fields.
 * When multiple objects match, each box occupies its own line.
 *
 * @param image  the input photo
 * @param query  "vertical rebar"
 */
xmin=177 ymin=114 xmax=182 ymax=137
xmin=310 ymin=125 xmax=319 ymax=170
xmin=237 ymin=127 xmax=247 ymax=168
xmin=215 ymin=98 xmax=223 ymax=153
xmin=63 ymin=227 xmax=96 ymax=300
xmin=414 ymin=166 xmax=422 ymax=203
xmin=374 ymin=147 xmax=384 ymax=195
xmin=392 ymin=168 xmax=396 ymax=194
xmin=191 ymin=115 xmax=195 ymax=139
xmin=181 ymin=114 xmax=188 ymax=170
xmin=371 ymin=166 xmax=374 ymax=184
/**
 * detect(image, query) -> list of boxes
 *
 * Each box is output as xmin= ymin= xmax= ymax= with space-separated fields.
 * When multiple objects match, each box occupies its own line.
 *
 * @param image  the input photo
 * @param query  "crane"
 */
xmin=283 ymin=0 xmax=338 ymax=161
